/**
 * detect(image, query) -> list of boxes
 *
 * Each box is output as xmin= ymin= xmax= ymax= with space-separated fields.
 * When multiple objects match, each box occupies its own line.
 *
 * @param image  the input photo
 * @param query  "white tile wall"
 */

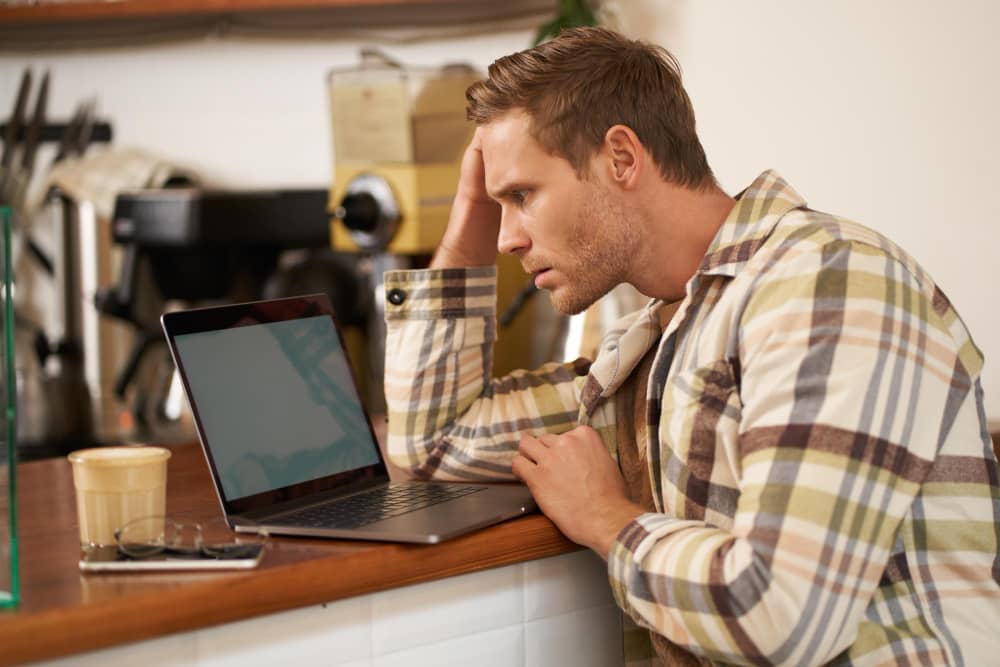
xmin=522 ymin=549 xmax=614 ymax=621
xmin=524 ymin=605 xmax=623 ymax=667
xmin=195 ymin=595 xmax=371 ymax=666
xmin=28 ymin=552 xmax=623 ymax=667
xmin=371 ymin=561 xmax=522 ymax=655
xmin=373 ymin=625 xmax=523 ymax=667
xmin=33 ymin=632 xmax=196 ymax=667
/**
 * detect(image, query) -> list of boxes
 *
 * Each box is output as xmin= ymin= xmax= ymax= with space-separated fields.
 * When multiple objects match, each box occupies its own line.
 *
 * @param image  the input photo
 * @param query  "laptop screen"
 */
xmin=165 ymin=298 xmax=384 ymax=509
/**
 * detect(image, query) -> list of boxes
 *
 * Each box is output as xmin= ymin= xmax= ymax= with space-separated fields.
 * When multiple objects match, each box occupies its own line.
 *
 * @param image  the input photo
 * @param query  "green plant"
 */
xmin=533 ymin=0 xmax=598 ymax=45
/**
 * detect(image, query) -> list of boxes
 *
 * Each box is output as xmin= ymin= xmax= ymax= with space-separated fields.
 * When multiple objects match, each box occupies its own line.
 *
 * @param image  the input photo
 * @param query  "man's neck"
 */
xmin=630 ymin=180 xmax=736 ymax=302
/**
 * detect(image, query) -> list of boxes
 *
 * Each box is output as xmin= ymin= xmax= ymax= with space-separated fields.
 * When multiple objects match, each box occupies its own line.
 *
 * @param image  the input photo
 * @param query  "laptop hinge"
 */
xmin=236 ymin=477 xmax=389 ymax=522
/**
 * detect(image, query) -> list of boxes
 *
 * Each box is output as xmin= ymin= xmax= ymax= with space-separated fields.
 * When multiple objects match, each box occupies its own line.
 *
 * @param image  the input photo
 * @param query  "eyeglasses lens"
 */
xmin=115 ymin=516 xmax=167 ymax=558
xmin=115 ymin=516 xmax=264 ymax=560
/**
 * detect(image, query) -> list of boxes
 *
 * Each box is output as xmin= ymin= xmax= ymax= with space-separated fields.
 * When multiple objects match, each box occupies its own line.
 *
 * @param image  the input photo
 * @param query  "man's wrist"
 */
xmin=590 ymin=500 xmax=646 ymax=560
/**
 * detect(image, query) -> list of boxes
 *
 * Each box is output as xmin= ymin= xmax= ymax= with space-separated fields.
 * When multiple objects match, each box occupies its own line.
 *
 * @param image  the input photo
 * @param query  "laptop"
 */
xmin=161 ymin=293 xmax=536 ymax=544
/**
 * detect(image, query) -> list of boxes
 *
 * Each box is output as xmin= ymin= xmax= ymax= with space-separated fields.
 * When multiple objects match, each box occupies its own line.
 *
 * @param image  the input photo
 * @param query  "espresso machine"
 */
xmin=328 ymin=50 xmax=557 ymax=412
xmin=96 ymin=188 xmax=351 ymax=443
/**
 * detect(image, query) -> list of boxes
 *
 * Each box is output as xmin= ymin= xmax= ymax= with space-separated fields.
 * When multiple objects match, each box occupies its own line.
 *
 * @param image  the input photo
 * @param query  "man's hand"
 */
xmin=431 ymin=128 xmax=502 ymax=268
xmin=512 ymin=426 xmax=645 ymax=559
xmin=454 ymin=127 xmax=495 ymax=207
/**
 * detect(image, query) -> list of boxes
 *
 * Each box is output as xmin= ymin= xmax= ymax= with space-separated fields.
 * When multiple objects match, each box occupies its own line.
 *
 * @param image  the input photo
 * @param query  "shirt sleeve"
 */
xmin=383 ymin=266 xmax=590 ymax=481
xmin=607 ymin=239 xmax=979 ymax=665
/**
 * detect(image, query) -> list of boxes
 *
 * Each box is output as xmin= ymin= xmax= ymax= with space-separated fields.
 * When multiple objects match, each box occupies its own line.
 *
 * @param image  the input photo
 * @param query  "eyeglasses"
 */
xmin=114 ymin=515 xmax=267 ymax=560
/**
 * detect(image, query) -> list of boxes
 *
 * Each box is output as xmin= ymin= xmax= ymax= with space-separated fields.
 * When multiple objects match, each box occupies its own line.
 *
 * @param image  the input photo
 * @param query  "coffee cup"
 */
xmin=67 ymin=446 xmax=172 ymax=548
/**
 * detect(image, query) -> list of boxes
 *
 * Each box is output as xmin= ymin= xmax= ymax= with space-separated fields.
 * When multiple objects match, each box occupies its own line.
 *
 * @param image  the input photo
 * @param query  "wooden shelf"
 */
xmin=0 ymin=0 xmax=552 ymax=49
xmin=0 ymin=0 xmax=447 ymax=24
xmin=0 ymin=0 xmax=545 ymax=25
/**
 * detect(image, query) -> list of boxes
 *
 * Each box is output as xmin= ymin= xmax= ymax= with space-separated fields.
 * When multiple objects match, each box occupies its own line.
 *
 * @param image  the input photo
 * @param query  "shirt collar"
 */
xmin=697 ymin=169 xmax=807 ymax=278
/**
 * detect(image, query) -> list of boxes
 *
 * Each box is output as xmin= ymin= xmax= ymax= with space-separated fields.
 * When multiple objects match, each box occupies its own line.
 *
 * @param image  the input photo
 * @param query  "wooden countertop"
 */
xmin=5 ymin=423 xmax=996 ymax=665
xmin=0 ymin=442 xmax=576 ymax=666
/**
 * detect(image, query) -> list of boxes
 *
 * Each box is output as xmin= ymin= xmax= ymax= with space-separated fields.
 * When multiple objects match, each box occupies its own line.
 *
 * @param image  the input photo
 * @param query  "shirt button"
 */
xmin=387 ymin=288 xmax=406 ymax=305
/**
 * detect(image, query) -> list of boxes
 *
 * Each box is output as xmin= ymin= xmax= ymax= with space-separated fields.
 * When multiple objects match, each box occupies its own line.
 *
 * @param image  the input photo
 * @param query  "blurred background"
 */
xmin=0 ymin=0 xmax=996 ymax=460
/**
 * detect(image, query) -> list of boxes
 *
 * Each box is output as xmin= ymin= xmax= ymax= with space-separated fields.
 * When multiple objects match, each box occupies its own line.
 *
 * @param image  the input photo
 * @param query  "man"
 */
xmin=383 ymin=27 xmax=1000 ymax=665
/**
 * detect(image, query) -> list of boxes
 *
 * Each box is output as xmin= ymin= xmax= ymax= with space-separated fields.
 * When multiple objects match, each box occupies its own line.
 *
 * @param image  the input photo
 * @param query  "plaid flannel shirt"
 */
xmin=383 ymin=170 xmax=1000 ymax=665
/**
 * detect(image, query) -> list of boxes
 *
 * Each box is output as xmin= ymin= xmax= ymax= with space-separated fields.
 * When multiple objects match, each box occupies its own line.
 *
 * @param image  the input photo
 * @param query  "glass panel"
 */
xmin=0 ymin=206 xmax=19 ymax=607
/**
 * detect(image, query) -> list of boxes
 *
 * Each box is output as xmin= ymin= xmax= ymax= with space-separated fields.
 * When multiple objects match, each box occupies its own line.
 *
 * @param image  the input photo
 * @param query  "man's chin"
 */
xmin=546 ymin=289 xmax=594 ymax=316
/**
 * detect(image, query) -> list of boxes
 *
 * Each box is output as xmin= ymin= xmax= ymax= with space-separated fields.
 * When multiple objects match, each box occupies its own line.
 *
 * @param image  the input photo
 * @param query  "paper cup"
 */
xmin=68 ymin=446 xmax=172 ymax=548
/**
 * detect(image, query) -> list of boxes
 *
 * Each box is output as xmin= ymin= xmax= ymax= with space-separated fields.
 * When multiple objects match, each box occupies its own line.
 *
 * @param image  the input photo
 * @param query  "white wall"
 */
xmin=0 ymin=28 xmax=537 ymax=188
xmin=2 ymin=0 xmax=998 ymax=417
xmin=614 ymin=0 xmax=1000 ymax=418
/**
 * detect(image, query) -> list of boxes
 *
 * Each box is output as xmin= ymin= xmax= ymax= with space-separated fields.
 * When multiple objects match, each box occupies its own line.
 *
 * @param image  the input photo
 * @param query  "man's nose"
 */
xmin=497 ymin=211 xmax=530 ymax=256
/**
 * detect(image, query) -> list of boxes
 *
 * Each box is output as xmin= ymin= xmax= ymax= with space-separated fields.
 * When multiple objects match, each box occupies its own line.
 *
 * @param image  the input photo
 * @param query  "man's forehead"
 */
xmin=479 ymin=111 xmax=533 ymax=158
xmin=480 ymin=111 xmax=548 ymax=191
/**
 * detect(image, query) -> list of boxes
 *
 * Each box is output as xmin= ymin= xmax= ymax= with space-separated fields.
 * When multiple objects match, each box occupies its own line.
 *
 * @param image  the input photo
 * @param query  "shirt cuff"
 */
xmin=384 ymin=266 xmax=498 ymax=322
xmin=607 ymin=513 xmax=694 ymax=623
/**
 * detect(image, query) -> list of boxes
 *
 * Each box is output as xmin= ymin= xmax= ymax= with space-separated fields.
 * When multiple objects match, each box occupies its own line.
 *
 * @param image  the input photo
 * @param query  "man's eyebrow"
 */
xmin=488 ymin=181 xmax=530 ymax=201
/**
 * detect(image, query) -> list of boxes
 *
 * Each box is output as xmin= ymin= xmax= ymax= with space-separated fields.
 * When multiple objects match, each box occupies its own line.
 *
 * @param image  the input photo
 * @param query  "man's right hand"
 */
xmin=431 ymin=128 xmax=502 ymax=268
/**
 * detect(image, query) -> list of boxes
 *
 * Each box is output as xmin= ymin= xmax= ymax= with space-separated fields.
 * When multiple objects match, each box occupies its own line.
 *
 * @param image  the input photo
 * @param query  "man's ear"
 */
xmin=603 ymin=124 xmax=643 ymax=188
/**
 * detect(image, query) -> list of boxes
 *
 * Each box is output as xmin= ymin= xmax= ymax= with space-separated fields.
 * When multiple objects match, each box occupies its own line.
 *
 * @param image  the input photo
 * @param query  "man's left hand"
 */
xmin=512 ymin=425 xmax=646 ymax=559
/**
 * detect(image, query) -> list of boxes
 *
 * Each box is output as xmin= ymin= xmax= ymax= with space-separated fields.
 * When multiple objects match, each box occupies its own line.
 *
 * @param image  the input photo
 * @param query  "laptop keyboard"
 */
xmin=277 ymin=484 xmax=486 ymax=530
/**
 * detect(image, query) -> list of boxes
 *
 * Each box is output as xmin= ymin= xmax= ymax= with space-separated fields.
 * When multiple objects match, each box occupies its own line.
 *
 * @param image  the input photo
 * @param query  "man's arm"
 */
xmin=383 ymin=130 xmax=604 ymax=480
xmin=430 ymin=128 xmax=501 ymax=269
xmin=518 ymin=239 xmax=982 ymax=664
xmin=610 ymin=241 xmax=982 ymax=664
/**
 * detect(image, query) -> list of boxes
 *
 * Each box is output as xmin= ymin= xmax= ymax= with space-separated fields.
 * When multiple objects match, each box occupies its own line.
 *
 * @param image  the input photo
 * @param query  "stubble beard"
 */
xmin=547 ymin=187 xmax=640 ymax=316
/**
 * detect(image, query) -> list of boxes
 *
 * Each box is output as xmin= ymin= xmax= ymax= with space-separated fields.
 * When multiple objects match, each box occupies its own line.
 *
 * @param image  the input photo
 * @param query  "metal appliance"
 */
xmin=0 ymin=69 xmax=115 ymax=460
xmin=96 ymin=188 xmax=348 ymax=444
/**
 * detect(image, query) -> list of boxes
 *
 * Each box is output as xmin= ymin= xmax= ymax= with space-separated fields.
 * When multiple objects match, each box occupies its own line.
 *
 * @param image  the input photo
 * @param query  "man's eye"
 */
xmin=511 ymin=190 xmax=527 ymax=205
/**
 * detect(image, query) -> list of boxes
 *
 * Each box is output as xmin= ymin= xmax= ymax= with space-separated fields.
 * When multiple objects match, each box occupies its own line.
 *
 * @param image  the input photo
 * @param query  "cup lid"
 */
xmin=67 ymin=446 xmax=172 ymax=467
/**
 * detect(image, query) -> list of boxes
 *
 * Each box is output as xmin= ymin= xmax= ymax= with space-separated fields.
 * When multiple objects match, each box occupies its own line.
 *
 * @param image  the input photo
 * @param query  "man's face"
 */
xmin=479 ymin=111 xmax=639 ymax=315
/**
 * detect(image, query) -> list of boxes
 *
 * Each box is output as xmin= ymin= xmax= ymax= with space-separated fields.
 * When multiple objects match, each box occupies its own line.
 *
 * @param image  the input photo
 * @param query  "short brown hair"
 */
xmin=467 ymin=26 xmax=713 ymax=188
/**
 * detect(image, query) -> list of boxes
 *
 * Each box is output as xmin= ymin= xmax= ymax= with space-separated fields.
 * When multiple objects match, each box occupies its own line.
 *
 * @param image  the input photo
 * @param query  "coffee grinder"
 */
xmin=328 ymin=50 xmax=475 ymax=411
xmin=328 ymin=50 xmax=552 ymax=412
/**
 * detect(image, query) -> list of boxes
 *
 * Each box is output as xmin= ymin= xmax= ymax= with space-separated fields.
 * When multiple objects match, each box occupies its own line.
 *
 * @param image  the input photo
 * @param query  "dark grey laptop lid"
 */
xmin=161 ymin=294 xmax=389 ymax=519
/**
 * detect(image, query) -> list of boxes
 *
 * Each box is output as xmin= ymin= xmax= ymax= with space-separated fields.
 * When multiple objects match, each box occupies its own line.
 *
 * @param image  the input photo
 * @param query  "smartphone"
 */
xmin=79 ymin=544 xmax=265 ymax=573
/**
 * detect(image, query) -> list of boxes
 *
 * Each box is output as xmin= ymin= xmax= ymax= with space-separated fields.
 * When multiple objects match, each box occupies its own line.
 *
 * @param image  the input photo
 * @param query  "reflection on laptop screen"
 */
xmin=173 ymin=315 xmax=379 ymax=501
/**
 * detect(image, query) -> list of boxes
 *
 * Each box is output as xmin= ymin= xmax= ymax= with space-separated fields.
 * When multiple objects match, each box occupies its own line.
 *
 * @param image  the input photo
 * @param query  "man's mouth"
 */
xmin=531 ymin=267 xmax=552 ymax=288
